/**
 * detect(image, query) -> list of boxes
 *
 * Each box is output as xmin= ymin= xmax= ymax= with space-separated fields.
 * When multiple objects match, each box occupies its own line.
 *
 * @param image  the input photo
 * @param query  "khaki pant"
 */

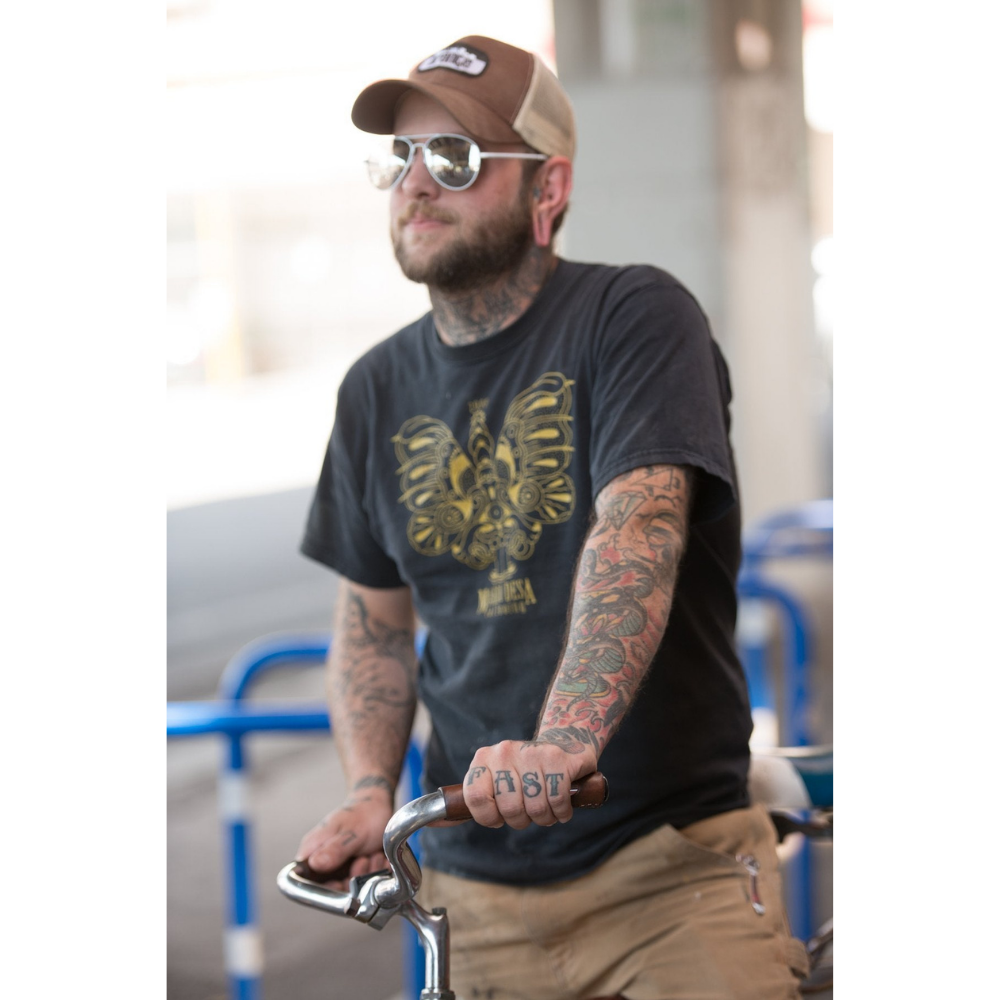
xmin=419 ymin=805 xmax=810 ymax=1000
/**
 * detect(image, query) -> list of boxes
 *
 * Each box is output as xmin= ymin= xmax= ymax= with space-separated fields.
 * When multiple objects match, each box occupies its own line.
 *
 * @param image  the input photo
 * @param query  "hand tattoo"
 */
xmin=522 ymin=772 xmax=542 ymax=798
xmin=525 ymin=728 xmax=599 ymax=755
xmin=494 ymin=770 xmax=516 ymax=795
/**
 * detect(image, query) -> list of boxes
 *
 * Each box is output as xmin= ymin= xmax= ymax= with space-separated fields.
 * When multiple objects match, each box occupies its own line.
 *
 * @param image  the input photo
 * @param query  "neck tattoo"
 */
xmin=430 ymin=248 xmax=556 ymax=347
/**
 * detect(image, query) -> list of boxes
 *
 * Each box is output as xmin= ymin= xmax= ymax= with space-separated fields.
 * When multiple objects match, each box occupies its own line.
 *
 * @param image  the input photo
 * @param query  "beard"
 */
xmin=392 ymin=191 xmax=535 ymax=294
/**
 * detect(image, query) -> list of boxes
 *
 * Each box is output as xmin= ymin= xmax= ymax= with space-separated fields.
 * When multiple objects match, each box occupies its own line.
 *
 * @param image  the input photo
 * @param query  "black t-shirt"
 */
xmin=301 ymin=259 xmax=752 ymax=885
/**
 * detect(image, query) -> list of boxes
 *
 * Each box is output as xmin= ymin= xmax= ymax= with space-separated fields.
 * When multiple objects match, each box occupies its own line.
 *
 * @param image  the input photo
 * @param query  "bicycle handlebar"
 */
xmin=278 ymin=773 xmax=607 ymax=998
xmin=292 ymin=771 xmax=608 ymax=884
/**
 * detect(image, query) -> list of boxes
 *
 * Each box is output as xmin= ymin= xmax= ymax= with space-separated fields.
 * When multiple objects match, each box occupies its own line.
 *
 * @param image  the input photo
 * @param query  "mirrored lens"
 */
xmin=366 ymin=138 xmax=411 ymax=190
xmin=425 ymin=135 xmax=481 ymax=189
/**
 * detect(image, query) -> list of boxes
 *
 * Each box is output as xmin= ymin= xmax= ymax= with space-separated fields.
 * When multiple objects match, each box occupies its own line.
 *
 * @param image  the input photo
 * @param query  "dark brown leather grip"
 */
xmin=442 ymin=770 xmax=608 ymax=821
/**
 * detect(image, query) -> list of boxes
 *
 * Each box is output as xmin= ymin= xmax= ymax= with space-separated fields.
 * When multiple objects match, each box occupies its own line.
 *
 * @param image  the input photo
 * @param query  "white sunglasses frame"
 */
xmin=366 ymin=133 xmax=548 ymax=192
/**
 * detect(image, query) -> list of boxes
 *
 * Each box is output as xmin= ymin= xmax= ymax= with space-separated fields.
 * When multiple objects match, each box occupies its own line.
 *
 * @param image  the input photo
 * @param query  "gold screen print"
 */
xmin=393 ymin=372 xmax=576 ymax=614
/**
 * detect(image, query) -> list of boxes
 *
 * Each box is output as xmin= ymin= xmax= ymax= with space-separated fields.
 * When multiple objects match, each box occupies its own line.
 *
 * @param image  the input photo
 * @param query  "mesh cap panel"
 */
xmin=513 ymin=58 xmax=576 ymax=159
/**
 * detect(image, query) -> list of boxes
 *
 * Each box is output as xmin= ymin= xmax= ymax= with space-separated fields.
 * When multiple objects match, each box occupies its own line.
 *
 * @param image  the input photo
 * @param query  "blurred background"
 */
xmin=167 ymin=2 xmax=833 ymax=998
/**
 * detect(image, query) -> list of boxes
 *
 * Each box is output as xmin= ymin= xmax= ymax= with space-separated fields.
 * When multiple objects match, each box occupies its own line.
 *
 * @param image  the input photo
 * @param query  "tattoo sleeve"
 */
xmin=535 ymin=464 xmax=693 ymax=757
xmin=328 ymin=585 xmax=418 ymax=796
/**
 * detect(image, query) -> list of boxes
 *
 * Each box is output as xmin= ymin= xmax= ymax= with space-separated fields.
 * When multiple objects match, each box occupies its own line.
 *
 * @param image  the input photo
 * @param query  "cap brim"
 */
xmin=351 ymin=79 xmax=522 ymax=145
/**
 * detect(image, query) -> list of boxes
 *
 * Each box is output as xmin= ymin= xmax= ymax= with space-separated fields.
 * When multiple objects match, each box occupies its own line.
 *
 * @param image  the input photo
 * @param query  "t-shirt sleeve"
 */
xmin=588 ymin=274 xmax=737 ymax=523
xmin=300 ymin=372 xmax=405 ymax=588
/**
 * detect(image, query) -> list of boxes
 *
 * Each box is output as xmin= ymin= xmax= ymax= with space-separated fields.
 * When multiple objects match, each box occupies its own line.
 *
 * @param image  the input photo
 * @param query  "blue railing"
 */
xmin=167 ymin=633 xmax=425 ymax=1000
xmin=736 ymin=498 xmax=833 ymax=941
xmin=168 ymin=500 xmax=832 ymax=996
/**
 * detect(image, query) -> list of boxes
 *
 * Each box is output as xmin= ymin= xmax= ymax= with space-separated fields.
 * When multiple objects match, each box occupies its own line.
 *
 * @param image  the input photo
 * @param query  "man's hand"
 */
xmin=462 ymin=735 xmax=598 ymax=830
xmin=295 ymin=782 xmax=395 ymax=887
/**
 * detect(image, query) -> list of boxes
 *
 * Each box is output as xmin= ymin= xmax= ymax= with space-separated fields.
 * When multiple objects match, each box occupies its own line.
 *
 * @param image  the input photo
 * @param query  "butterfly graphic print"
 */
xmin=393 ymin=372 xmax=576 ymax=586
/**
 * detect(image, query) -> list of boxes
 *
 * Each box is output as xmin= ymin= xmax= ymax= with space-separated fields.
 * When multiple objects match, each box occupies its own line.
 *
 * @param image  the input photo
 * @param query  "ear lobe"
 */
xmin=530 ymin=157 xmax=572 ymax=249
xmin=533 ymin=204 xmax=552 ymax=247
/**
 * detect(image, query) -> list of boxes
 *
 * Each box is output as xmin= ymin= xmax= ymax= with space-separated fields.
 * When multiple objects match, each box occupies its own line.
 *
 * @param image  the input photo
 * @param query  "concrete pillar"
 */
xmin=553 ymin=0 xmax=822 ymax=522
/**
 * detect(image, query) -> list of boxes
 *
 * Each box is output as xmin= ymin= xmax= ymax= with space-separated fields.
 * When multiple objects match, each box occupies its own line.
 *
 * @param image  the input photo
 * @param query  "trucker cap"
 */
xmin=351 ymin=36 xmax=576 ymax=161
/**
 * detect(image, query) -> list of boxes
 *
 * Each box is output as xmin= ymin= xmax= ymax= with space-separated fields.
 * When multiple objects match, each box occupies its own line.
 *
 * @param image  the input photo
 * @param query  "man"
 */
xmin=296 ymin=35 xmax=808 ymax=1000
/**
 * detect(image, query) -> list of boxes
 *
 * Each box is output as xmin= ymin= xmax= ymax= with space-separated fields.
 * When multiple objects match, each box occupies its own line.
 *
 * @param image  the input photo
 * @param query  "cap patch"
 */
xmin=418 ymin=44 xmax=489 ymax=77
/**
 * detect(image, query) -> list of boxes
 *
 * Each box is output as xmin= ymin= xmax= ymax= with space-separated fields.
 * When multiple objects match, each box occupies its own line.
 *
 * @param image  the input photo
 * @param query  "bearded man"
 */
xmin=296 ymin=35 xmax=808 ymax=1000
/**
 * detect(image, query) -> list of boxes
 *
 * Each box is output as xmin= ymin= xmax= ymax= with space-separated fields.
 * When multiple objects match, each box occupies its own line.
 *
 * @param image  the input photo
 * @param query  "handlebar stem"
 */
xmin=399 ymin=898 xmax=454 ymax=1000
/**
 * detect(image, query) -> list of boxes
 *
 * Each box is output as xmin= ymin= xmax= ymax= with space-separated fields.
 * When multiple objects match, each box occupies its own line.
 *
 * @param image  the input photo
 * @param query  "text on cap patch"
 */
xmin=418 ymin=44 xmax=489 ymax=77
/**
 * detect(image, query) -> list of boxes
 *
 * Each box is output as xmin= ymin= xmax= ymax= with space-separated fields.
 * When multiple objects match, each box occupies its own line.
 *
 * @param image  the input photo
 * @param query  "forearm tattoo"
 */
xmin=330 ymin=590 xmax=417 ymax=790
xmin=536 ymin=465 xmax=692 ymax=756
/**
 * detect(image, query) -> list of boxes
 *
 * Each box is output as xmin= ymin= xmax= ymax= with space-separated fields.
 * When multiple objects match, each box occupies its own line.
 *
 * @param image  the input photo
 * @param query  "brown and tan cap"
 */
xmin=351 ymin=36 xmax=576 ymax=160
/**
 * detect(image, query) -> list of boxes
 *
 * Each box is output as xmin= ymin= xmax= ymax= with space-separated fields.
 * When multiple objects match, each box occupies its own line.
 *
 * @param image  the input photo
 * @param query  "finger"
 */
xmin=315 ymin=851 xmax=388 ymax=890
xmin=296 ymin=822 xmax=335 ymax=862
xmin=543 ymin=768 xmax=574 ymax=823
xmin=519 ymin=768 xmax=558 ymax=827
xmin=319 ymin=868 xmax=351 ymax=891
xmin=352 ymin=851 xmax=389 ymax=878
xmin=426 ymin=817 xmax=467 ymax=828
xmin=491 ymin=767 xmax=531 ymax=830
xmin=463 ymin=764 xmax=503 ymax=828
xmin=308 ymin=828 xmax=362 ymax=874
xmin=293 ymin=855 xmax=351 ymax=889
xmin=296 ymin=805 xmax=349 ymax=860
xmin=349 ymin=854 xmax=372 ymax=879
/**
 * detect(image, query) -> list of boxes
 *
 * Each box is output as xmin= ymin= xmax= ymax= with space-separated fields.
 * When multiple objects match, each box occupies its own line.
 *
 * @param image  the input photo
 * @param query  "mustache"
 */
xmin=396 ymin=202 xmax=458 ymax=226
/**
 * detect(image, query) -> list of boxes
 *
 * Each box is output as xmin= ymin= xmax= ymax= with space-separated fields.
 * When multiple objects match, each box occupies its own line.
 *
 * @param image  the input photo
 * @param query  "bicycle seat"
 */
xmin=749 ymin=752 xmax=812 ymax=812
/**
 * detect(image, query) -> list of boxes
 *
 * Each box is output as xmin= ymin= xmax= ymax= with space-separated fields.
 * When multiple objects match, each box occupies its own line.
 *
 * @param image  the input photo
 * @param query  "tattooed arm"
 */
xmin=296 ymin=579 xmax=418 ymax=881
xmin=464 ymin=464 xmax=692 ymax=829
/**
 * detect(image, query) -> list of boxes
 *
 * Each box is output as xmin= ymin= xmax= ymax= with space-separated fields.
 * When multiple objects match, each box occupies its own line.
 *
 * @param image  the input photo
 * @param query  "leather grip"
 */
xmin=442 ymin=770 xmax=608 ymax=821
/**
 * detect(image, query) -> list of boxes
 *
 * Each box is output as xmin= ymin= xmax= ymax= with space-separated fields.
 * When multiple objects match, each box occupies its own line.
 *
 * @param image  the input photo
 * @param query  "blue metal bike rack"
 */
xmin=167 ymin=630 xmax=427 ymax=1000
xmin=736 ymin=499 xmax=833 ymax=942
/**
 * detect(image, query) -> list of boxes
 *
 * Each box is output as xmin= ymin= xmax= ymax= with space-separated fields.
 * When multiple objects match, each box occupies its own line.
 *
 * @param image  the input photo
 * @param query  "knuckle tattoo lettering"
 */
xmin=494 ymin=770 xmax=516 ymax=794
xmin=522 ymin=771 xmax=542 ymax=797
xmin=466 ymin=766 xmax=489 ymax=785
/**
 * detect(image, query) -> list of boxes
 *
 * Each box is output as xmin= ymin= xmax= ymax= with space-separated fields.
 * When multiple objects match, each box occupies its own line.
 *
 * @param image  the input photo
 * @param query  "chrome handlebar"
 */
xmin=276 ymin=786 xmax=448 ymax=928
xmin=277 ymin=773 xmax=608 ymax=1000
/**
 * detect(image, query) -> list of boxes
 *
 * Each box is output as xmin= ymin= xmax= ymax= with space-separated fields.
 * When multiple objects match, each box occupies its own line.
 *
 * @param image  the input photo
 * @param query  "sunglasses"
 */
xmin=366 ymin=133 xmax=547 ymax=192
